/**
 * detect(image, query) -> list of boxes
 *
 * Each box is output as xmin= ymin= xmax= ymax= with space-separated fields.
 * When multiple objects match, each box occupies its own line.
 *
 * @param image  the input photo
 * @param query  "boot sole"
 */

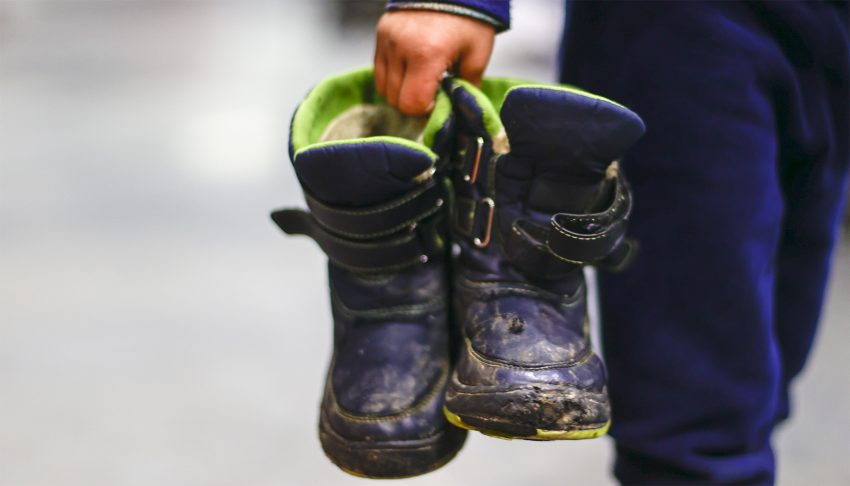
xmin=319 ymin=418 xmax=467 ymax=479
xmin=443 ymin=376 xmax=610 ymax=441
xmin=443 ymin=406 xmax=609 ymax=441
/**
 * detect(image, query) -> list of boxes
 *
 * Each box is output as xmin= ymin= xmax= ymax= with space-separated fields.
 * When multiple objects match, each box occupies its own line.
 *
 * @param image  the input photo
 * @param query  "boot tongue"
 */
xmin=292 ymin=141 xmax=435 ymax=207
xmin=499 ymin=87 xmax=645 ymax=212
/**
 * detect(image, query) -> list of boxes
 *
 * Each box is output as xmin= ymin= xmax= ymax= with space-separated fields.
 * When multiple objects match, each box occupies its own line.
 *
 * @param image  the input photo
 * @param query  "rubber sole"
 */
xmin=319 ymin=418 xmax=467 ymax=479
xmin=443 ymin=406 xmax=609 ymax=441
xmin=335 ymin=448 xmax=460 ymax=480
xmin=443 ymin=376 xmax=611 ymax=441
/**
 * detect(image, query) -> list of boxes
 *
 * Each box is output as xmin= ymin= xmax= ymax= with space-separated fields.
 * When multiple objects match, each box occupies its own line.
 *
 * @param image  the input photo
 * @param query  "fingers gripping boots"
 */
xmin=270 ymin=68 xmax=465 ymax=478
xmin=442 ymin=78 xmax=645 ymax=440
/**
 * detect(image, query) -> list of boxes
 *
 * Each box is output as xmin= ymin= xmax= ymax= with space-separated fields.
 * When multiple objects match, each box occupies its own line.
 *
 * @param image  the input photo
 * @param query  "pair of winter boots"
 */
xmin=271 ymin=68 xmax=644 ymax=478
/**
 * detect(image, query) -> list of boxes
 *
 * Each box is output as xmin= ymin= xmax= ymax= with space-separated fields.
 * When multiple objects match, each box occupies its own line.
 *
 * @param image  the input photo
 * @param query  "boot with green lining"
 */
xmin=270 ymin=68 xmax=466 ymax=478
xmin=442 ymin=76 xmax=645 ymax=440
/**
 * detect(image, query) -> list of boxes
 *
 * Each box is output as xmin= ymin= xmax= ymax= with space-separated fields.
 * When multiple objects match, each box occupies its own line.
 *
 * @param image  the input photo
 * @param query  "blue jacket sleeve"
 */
xmin=386 ymin=1 xmax=511 ymax=32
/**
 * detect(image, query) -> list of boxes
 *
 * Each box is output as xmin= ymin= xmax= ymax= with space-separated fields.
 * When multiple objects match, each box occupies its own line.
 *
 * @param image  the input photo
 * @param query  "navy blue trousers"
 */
xmin=561 ymin=2 xmax=849 ymax=484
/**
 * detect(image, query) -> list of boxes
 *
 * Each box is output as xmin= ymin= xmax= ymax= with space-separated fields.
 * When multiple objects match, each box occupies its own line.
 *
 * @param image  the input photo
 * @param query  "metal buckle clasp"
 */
xmin=473 ymin=197 xmax=495 ymax=248
xmin=463 ymin=137 xmax=485 ymax=184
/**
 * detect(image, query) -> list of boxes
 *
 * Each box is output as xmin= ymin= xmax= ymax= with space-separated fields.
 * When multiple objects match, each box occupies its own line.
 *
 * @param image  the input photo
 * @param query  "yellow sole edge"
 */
xmin=444 ymin=406 xmax=610 ymax=441
xmin=337 ymin=466 xmax=373 ymax=479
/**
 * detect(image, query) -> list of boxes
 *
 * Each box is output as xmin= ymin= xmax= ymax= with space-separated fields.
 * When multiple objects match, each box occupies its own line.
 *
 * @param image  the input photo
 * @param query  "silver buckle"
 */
xmin=463 ymin=137 xmax=485 ymax=184
xmin=473 ymin=197 xmax=495 ymax=248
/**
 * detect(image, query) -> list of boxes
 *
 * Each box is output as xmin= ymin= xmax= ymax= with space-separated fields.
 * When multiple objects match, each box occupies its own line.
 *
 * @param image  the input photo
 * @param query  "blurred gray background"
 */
xmin=1 ymin=1 xmax=848 ymax=485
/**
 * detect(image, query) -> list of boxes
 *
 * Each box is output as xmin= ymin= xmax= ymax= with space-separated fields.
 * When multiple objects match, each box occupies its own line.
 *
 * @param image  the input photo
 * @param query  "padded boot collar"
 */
xmin=445 ymin=76 xmax=645 ymax=277
xmin=273 ymin=68 xmax=455 ymax=273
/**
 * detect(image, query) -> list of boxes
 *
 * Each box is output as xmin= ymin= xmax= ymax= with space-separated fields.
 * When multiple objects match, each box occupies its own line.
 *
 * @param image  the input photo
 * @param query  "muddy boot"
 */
xmin=270 ymin=68 xmax=465 ymax=477
xmin=442 ymin=78 xmax=645 ymax=440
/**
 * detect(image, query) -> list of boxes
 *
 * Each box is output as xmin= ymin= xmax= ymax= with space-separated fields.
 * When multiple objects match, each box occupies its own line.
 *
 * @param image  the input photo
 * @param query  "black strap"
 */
xmin=303 ymin=179 xmax=445 ymax=239
xmin=270 ymin=209 xmax=442 ymax=272
xmin=502 ymin=219 xmax=578 ymax=278
xmin=547 ymin=194 xmax=630 ymax=264
xmin=503 ymin=171 xmax=636 ymax=273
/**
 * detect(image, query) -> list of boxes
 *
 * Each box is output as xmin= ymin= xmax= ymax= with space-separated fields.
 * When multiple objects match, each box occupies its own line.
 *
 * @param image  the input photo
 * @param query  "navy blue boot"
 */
xmin=270 ymin=68 xmax=466 ymax=478
xmin=442 ymin=78 xmax=645 ymax=440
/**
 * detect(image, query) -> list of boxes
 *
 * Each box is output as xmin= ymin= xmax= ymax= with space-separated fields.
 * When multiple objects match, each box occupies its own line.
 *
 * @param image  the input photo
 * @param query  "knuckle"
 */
xmin=410 ymin=42 xmax=437 ymax=59
xmin=411 ymin=37 xmax=450 ymax=60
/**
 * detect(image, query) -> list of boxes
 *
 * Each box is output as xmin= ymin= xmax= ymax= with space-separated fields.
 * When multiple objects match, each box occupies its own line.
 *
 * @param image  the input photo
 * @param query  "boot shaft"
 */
xmin=274 ymin=68 xmax=456 ymax=274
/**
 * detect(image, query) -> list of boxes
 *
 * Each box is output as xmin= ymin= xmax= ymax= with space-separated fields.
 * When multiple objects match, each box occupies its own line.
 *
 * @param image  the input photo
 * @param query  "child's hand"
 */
xmin=374 ymin=10 xmax=495 ymax=116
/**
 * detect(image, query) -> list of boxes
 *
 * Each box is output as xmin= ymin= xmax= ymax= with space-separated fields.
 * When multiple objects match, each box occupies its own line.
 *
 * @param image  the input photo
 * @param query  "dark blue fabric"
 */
xmin=560 ymin=1 xmax=849 ymax=484
xmin=386 ymin=0 xmax=511 ymax=31
xmin=293 ymin=142 xmax=433 ymax=207
xmin=499 ymin=86 xmax=645 ymax=183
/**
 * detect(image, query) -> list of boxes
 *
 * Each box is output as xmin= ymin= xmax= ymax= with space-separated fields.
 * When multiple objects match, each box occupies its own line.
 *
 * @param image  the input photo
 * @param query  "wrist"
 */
xmin=385 ymin=1 xmax=510 ymax=32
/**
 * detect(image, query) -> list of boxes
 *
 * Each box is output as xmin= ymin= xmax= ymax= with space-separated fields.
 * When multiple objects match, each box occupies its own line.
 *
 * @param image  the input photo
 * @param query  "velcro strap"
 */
xmin=502 ymin=219 xmax=578 ymax=279
xmin=270 ymin=208 xmax=441 ymax=272
xmin=303 ymin=179 xmax=445 ymax=239
xmin=547 ymin=172 xmax=631 ymax=264
xmin=503 ymin=171 xmax=635 ymax=273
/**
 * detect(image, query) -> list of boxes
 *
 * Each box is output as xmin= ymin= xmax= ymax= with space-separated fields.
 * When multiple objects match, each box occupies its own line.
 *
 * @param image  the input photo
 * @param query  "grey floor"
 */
xmin=1 ymin=1 xmax=848 ymax=485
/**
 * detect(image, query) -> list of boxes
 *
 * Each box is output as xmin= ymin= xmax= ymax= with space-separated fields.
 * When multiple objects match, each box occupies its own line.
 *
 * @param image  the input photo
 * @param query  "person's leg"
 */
xmin=764 ymin=2 xmax=850 ymax=424
xmin=560 ymin=1 xmax=846 ymax=483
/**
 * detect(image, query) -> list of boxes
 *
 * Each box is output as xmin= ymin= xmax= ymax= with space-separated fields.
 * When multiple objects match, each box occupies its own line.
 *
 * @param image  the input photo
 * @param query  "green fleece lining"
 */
xmin=480 ymin=77 xmax=530 ymax=112
xmin=290 ymin=67 xmax=451 ymax=160
xmin=422 ymin=88 xmax=452 ymax=148
xmin=451 ymin=77 xmax=509 ymax=138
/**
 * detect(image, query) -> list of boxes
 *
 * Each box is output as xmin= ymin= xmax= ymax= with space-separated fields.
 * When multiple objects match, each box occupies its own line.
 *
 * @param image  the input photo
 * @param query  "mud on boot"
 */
xmin=442 ymin=77 xmax=645 ymax=440
xmin=270 ymin=68 xmax=466 ymax=478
